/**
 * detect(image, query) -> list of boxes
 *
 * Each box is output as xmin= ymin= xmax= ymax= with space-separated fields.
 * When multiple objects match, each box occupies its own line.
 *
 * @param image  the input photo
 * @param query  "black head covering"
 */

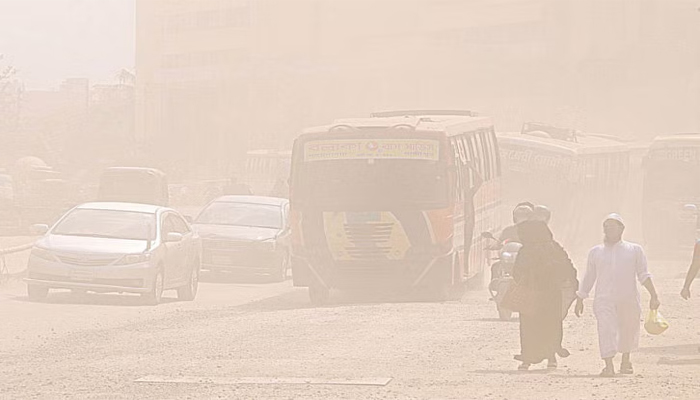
xmin=513 ymin=220 xmax=577 ymax=290
xmin=517 ymin=220 xmax=553 ymax=245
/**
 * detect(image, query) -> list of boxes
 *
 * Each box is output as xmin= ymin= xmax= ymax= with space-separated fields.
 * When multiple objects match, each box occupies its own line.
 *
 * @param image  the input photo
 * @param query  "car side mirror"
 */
xmin=684 ymin=204 xmax=698 ymax=213
xmin=30 ymin=224 xmax=49 ymax=236
xmin=481 ymin=231 xmax=495 ymax=240
xmin=164 ymin=232 xmax=183 ymax=243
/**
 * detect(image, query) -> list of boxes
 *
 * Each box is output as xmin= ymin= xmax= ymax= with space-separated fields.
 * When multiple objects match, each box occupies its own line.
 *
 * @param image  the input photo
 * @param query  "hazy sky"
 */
xmin=0 ymin=0 xmax=135 ymax=89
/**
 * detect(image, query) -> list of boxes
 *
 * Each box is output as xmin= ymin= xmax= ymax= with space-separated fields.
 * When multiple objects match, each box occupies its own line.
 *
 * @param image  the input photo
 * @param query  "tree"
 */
xmin=0 ymin=54 xmax=18 ymax=109
xmin=0 ymin=54 xmax=17 ymax=86
xmin=0 ymin=54 xmax=22 ymax=141
xmin=115 ymin=68 xmax=136 ymax=87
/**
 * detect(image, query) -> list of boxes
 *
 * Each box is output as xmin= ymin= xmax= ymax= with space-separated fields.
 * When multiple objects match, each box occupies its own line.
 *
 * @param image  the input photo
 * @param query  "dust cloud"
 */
xmin=1 ymin=1 xmax=699 ymax=399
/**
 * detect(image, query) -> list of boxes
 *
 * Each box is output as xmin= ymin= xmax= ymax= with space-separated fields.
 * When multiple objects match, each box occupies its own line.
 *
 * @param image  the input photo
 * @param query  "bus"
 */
xmin=642 ymin=133 xmax=700 ymax=255
xmin=498 ymin=123 xmax=630 ymax=254
xmin=289 ymin=111 xmax=503 ymax=304
xmin=98 ymin=167 xmax=169 ymax=207
xmin=243 ymin=149 xmax=292 ymax=197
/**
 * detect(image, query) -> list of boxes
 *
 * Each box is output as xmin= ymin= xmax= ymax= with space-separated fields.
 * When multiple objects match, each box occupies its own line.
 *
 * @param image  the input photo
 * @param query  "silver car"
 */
xmin=24 ymin=202 xmax=201 ymax=304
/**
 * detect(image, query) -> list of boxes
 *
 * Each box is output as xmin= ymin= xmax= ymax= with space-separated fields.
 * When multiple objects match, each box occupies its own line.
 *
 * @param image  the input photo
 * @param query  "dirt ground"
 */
xmin=1 ymin=248 xmax=699 ymax=399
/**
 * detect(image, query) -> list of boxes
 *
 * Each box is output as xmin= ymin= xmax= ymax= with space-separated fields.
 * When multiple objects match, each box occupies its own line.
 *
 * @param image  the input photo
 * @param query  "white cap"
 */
xmin=604 ymin=213 xmax=625 ymax=227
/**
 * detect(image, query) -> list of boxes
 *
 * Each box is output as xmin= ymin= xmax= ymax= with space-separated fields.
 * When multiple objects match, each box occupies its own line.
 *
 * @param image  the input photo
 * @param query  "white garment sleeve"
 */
xmin=636 ymin=245 xmax=652 ymax=284
xmin=577 ymin=248 xmax=597 ymax=299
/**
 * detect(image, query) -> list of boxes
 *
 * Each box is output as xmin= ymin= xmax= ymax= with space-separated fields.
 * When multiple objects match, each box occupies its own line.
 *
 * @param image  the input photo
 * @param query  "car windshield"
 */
xmin=52 ymin=209 xmax=157 ymax=241
xmin=196 ymin=202 xmax=282 ymax=229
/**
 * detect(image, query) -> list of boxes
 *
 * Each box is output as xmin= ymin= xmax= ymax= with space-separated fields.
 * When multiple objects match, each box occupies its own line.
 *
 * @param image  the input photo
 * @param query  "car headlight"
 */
xmin=115 ymin=253 xmax=151 ymax=265
xmin=30 ymin=247 xmax=56 ymax=262
xmin=257 ymin=239 xmax=276 ymax=251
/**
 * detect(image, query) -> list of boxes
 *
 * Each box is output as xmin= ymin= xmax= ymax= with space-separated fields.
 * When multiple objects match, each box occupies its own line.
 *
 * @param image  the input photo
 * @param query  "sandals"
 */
xmin=620 ymin=362 xmax=634 ymax=375
xmin=600 ymin=366 xmax=615 ymax=377
xmin=557 ymin=348 xmax=571 ymax=358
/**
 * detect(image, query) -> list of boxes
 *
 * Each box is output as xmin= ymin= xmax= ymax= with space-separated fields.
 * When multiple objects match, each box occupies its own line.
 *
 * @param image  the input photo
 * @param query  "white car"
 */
xmin=24 ymin=202 xmax=201 ymax=304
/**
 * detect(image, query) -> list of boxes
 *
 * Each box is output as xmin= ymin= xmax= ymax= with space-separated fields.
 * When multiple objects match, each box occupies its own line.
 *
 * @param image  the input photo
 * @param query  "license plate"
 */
xmin=211 ymin=255 xmax=232 ymax=265
xmin=70 ymin=268 xmax=94 ymax=282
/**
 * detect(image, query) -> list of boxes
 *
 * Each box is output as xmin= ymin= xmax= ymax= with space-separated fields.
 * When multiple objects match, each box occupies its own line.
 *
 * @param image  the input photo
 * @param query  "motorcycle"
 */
xmin=482 ymin=231 xmax=522 ymax=321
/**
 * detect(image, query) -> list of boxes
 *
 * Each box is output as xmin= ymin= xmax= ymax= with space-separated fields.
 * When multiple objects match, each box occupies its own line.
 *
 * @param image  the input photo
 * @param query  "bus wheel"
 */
xmin=309 ymin=285 xmax=330 ymax=306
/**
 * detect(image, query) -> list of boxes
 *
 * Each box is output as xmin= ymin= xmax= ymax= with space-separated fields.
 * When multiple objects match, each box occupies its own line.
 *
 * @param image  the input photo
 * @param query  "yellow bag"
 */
xmin=644 ymin=309 xmax=669 ymax=335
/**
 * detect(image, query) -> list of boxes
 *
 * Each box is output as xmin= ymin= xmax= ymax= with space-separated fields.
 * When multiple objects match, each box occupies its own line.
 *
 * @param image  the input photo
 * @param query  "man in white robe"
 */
xmin=575 ymin=214 xmax=660 ymax=377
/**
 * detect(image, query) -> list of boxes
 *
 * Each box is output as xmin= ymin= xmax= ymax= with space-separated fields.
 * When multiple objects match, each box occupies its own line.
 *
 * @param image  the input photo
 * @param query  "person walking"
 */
xmin=680 ymin=239 xmax=700 ymax=299
xmin=575 ymin=213 xmax=660 ymax=377
xmin=513 ymin=219 xmax=577 ymax=370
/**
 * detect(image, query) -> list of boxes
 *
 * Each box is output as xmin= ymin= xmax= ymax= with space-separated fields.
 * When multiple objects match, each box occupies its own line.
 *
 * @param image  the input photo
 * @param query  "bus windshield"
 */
xmin=296 ymin=158 xmax=448 ymax=209
xmin=645 ymin=160 xmax=700 ymax=200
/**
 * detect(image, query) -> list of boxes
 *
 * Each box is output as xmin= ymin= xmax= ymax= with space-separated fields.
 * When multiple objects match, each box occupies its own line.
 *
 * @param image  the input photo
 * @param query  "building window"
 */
xmin=164 ymin=2 xmax=251 ymax=35
xmin=161 ymin=49 xmax=249 ymax=69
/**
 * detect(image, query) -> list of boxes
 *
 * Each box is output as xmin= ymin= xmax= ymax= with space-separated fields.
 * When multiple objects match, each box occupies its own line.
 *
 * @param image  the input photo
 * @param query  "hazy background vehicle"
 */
xmin=244 ymin=149 xmax=292 ymax=197
xmin=498 ymin=123 xmax=631 ymax=253
xmin=642 ymin=133 xmax=700 ymax=255
xmin=97 ymin=167 xmax=169 ymax=207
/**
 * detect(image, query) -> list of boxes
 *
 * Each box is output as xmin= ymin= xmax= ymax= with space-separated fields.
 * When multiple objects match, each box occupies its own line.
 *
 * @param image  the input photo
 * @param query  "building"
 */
xmin=135 ymin=0 xmax=700 ymax=178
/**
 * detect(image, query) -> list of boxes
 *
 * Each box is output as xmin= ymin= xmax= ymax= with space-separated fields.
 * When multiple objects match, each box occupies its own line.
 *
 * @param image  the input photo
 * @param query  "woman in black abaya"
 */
xmin=513 ymin=220 xmax=577 ymax=370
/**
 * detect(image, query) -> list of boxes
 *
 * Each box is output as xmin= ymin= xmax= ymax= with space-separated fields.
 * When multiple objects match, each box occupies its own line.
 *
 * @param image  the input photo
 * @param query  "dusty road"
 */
xmin=1 ymin=251 xmax=699 ymax=399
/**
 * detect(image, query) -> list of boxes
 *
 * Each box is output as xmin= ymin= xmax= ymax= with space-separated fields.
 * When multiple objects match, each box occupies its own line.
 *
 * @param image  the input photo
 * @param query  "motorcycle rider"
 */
xmin=491 ymin=203 xmax=535 ymax=280
xmin=497 ymin=202 xmax=535 ymax=245
xmin=532 ymin=204 xmax=552 ymax=224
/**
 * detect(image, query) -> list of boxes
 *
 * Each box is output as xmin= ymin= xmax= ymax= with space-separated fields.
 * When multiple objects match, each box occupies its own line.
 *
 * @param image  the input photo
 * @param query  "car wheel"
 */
xmin=309 ymin=284 xmax=330 ymax=306
xmin=27 ymin=285 xmax=49 ymax=301
xmin=178 ymin=261 xmax=199 ymax=301
xmin=142 ymin=269 xmax=164 ymax=305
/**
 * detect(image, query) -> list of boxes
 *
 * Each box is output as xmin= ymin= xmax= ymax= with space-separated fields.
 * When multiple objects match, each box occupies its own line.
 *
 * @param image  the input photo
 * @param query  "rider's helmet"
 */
xmin=532 ymin=205 xmax=551 ymax=224
xmin=512 ymin=204 xmax=534 ymax=224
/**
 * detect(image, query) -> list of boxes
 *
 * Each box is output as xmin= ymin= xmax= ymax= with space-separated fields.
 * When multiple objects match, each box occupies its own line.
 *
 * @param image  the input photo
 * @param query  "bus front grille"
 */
xmin=343 ymin=222 xmax=393 ymax=260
